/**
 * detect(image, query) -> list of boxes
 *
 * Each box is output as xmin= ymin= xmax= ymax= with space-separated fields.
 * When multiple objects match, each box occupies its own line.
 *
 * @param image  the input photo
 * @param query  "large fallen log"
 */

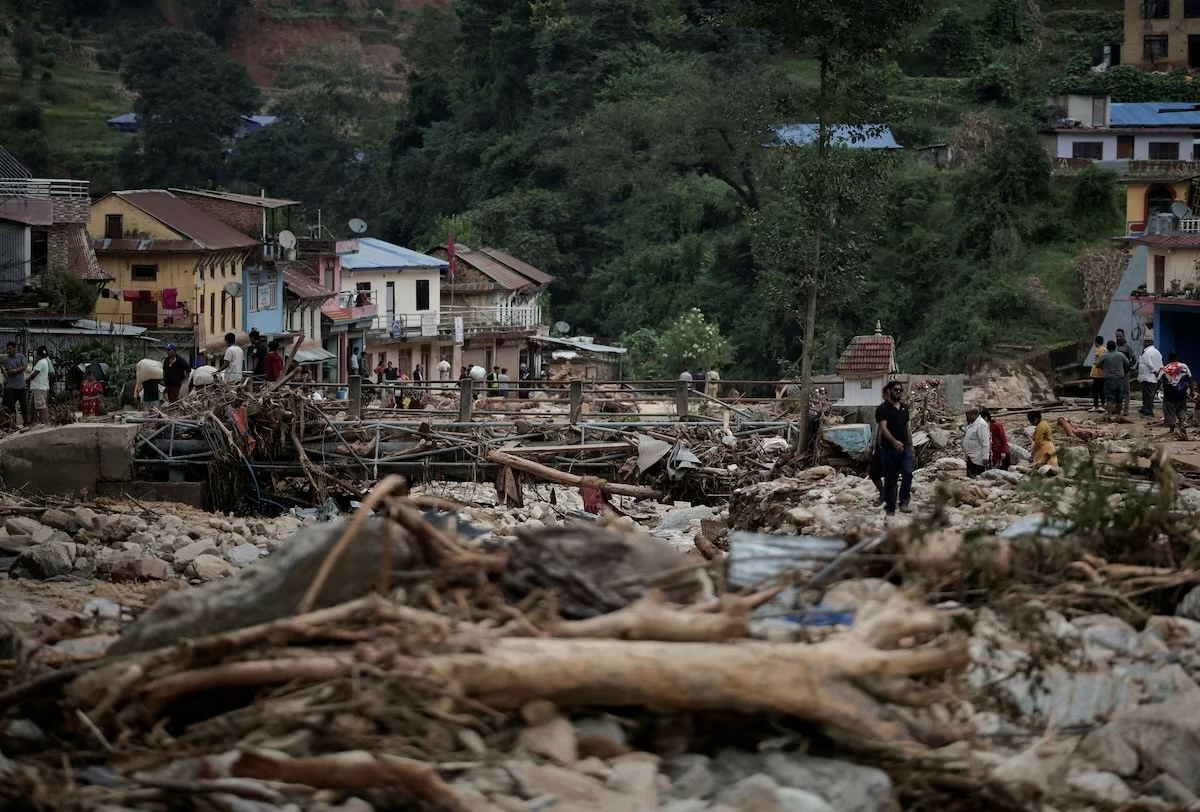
xmin=488 ymin=449 xmax=661 ymax=499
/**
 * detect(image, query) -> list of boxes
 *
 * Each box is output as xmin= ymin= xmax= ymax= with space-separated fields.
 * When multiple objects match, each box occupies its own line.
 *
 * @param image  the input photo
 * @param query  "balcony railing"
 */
xmin=0 ymin=178 xmax=89 ymax=199
xmin=370 ymin=304 xmax=542 ymax=339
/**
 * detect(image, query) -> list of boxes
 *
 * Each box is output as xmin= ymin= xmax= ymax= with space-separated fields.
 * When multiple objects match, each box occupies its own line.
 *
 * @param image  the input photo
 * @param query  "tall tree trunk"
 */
xmin=796 ymin=51 xmax=830 ymax=456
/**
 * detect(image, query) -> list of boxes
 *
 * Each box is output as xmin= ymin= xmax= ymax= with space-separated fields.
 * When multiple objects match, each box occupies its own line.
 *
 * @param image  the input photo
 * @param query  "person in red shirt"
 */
xmin=981 ymin=409 xmax=1010 ymax=470
xmin=263 ymin=340 xmax=285 ymax=383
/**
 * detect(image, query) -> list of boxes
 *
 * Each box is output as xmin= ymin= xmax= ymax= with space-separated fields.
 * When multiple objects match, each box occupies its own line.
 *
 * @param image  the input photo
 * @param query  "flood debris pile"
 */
xmin=8 ymin=419 xmax=1200 ymax=810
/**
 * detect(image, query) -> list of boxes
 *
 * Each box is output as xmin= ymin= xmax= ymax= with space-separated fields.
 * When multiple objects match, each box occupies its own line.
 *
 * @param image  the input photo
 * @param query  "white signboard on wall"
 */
xmin=454 ymin=316 xmax=464 ymax=345
xmin=420 ymin=312 xmax=438 ymax=337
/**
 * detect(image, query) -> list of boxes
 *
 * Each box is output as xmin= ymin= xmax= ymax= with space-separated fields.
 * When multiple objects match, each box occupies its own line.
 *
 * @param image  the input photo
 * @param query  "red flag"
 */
xmin=448 ymin=225 xmax=457 ymax=280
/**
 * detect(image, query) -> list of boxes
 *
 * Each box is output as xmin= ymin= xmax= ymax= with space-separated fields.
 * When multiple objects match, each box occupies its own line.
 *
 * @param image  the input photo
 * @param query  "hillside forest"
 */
xmin=0 ymin=0 xmax=1164 ymax=378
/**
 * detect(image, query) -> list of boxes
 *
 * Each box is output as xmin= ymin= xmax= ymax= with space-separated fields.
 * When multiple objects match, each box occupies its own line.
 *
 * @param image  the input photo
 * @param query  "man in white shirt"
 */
xmin=1138 ymin=337 xmax=1164 ymax=418
xmin=436 ymin=358 xmax=451 ymax=382
xmin=218 ymin=332 xmax=245 ymax=383
xmin=963 ymin=408 xmax=990 ymax=478
xmin=349 ymin=348 xmax=360 ymax=377
xmin=26 ymin=346 xmax=51 ymax=425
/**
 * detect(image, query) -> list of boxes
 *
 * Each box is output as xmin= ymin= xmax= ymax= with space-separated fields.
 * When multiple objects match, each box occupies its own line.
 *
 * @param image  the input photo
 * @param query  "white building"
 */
xmin=1042 ymin=95 xmax=1200 ymax=163
xmin=834 ymin=323 xmax=898 ymax=408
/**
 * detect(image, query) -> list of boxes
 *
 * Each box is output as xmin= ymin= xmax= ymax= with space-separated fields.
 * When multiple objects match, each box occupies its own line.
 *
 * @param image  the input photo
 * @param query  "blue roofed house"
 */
xmin=106 ymin=114 xmax=278 ymax=137
xmin=766 ymin=124 xmax=903 ymax=150
xmin=339 ymin=238 xmax=452 ymax=382
xmin=1041 ymin=94 xmax=1200 ymax=163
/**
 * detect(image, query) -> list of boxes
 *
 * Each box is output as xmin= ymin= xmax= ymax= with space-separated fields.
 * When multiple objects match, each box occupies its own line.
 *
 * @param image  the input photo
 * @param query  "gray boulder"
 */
xmin=9 ymin=542 xmax=74 ymax=580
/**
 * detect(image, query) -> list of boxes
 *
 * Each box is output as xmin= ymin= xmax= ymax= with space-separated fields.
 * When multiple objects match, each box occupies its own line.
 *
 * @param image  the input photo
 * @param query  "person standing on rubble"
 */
xmin=437 ymin=358 xmax=451 ymax=384
xmin=1138 ymin=337 xmax=1163 ymax=418
xmin=264 ymin=340 xmax=284 ymax=384
xmin=1115 ymin=329 xmax=1136 ymax=417
xmin=1160 ymin=352 xmax=1192 ymax=440
xmin=875 ymin=380 xmax=913 ymax=516
xmin=26 ymin=346 xmax=51 ymax=425
xmin=248 ymin=329 xmax=268 ymax=384
xmin=981 ymin=409 xmax=1010 ymax=470
xmin=1099 ymin=340 xmax=1131 ymax=422
xmin=163 ymin=344 xmax=191 ymax=404
xmin=963 ymin=408 xmax=990 ymax=477
xmin=1028 ymin=411 xmax=1058 ymax=467
xmin=2 ymin=341 xmax=29 ymax=425
xmin=79 ymin=369 xmax=103 ymax=417
xmin=705 ymin=368 xmax=721 ymax=398
xmin=498 ymin=367 xmax=511 ymax=398
xmin=868 ymin=390 xmax=887 ymax=507
xmin=488 ymin=365 xmax=501 ymax=395
xmin=1089 ymin=335 xmax=1107 ymax=412
xmin=218 ymin=333 xmax=245 ymax=383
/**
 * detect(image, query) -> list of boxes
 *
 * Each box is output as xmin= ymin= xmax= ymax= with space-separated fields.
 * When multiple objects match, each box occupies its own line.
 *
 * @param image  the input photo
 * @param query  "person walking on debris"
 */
xmin=1139 ymin=337 xmax=1164 ymax=418
xmin=2 ymin=341 xmax=29 ymax=425
xmin=963 ymin=408 xmax=991 ymax=478
xmin=79 ymin=369 xmax=103 ymax=417
xmin=1029 ymin=410 xmax=1059 ymax=467
xmin=264 ymin=340 xmax=284 ymax=383
xmin=1115 ymin=329 xmax=1136 ymax=417
xmin=249 ymin=329 xmax=268 ymax=383
xmin=875 ymin=380 xmax=913 ymax=516
xmin=705 ymin=368 xmax=721 ymax=398
xmin=374 ymin=358 xmax=386 ymax=385
xmin=140 ymin=374 xmax=162 ymax=411
xmin=163 ymin=344 xmax=191 ymax=404
xmin=437 ymin=358 xmax=451 ymax=383
xmin=488 ymin=365 xmax=501 ymax=395
xmin=1099 ymin=340 xmax=1131 ymax=422
xmin=498 ymin=367 xmax=511 ymax=398
xmin=519 ymin=363 xmax=531 ymax=399
xmin=26 ymin=346 xmax=51 ymax=425
xmin=981 ymin=409 xmax=1010 ymax=470
xmin=868 ymin=390 xmax=887 ymax=506
xmin=1090 ymin=335 xmax=1107 ymax=412
xmin=218 ymin=333 xmax=245 ymax=383
xmin=1160 ymin=352 xmax=1192 ymax=440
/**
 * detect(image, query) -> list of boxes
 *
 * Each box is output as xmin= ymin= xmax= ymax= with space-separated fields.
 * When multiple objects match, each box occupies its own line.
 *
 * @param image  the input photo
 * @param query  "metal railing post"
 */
xmin=348 ymin=374 xmax=362 ymax=418
xmin=569 ymin=380 xmax=584 ymax=424
xmin=675 ymin=380 xmax=690 ymax=419
xmin=459 ymin=379 xmax=473 ymax=422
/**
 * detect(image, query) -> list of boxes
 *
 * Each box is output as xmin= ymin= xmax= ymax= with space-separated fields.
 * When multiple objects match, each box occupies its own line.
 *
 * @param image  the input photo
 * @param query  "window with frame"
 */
xmin=1188 ymin=0 xmax=1200 ymax=17
xmin=104 ymin=214 xmax=123 ymax=239
xmin=1154 ymin=255 xmax=1167 ymax=292
xmin=1145 ymin=35 xmax=1169 ymax=61
xmin=416 ymin=279 xmax=430 ymax=311
xmin=131 ymin=264 xmax=157 ymax=282
xmin=1149 ymin=141 xmax=1180 ymax=160
xmin=1071 ymin=141 xmax=1105 ymax=160
xmin=250 ymin=272 xmax=278 ymax=313
xmin=1144 ymin=0 xmax=1170 ymax=17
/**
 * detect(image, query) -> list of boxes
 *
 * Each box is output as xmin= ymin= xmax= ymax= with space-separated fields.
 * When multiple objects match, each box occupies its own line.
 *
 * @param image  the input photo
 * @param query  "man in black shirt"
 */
xmin=874 ymin=380 xmax=914 ymax=516
xmin=248 ymin=329 xmax=268 ymax=382
xmin=162 ymin=344 xmax=191 ymax=403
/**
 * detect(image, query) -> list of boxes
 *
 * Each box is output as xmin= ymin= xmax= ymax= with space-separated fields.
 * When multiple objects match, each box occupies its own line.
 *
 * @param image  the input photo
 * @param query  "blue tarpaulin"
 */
xmin=821 ymin=423 xmax=874 ymax=458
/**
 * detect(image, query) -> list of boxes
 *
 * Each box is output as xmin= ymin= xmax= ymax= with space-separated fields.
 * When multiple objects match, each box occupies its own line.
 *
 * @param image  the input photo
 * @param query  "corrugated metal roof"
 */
xmin=68 ymin=224 xmax=111 ymax=281
xmin=170 ymin=188 xmax=300 ymax=208
xmin=342 ymin=238 xmax=448 ymax=271
xmin=478 ymin=247 xmax=555 ymax=285
xmin=282 ymin=266 xmax=334 ymax=300
xmin=442 ymin=246 xmax=532 ymax=290
xmin=0 ymin=147 xmax=31 ymax=179
xmin=1110 ymin=103 xmax=1200 ymax=127
xmin=768 ymin=124 xmax=902 ymax=150
xmin=836 ymin=334 xmax=897 ymax=376
xmin=112 ymin=191 xmax=261 ymax=251
xmin=294 ymin=347 xmax=336 ymax=364
xmin=531 ymin=335 xmax=627 ymax=355
xmin=93 ymin=238 xmax=203 ymax=253
xmin=1135 ymin=234 xmax=1200 ymax=246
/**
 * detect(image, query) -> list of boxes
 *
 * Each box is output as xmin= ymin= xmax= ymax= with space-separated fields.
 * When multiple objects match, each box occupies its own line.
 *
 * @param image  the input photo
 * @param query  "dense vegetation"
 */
xmin=0 ymin=0 xmax=1127 ymax=376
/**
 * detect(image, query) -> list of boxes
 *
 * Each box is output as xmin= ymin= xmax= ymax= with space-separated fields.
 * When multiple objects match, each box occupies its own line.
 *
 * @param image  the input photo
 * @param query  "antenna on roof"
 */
xmin=1172 ymin=201 xmax=1193 ymax=219
xmin=349 ymin=218 xmax=368 ymax=234
xmin=554 ymin=321 xmax=571 ymax=335
xmin=277 ymin=229 xmax=297 ymax=250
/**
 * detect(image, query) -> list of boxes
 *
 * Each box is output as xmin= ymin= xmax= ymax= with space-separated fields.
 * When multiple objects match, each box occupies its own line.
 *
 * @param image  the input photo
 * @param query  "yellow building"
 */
xmin=90 ymin=190 xmax=260 ymax=344
xmin=1123 ymin=178 xmax=1193 ymax=233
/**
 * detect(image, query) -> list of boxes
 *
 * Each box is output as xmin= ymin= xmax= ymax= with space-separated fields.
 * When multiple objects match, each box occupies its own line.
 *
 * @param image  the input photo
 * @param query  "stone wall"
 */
xmin=0 ymin=423 xmax=138 ymax=495
xmin=51 ymin=197 xmax=90 ymax=224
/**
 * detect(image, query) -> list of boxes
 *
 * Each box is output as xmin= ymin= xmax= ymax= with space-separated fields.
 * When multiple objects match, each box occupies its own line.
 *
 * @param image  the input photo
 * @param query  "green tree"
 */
xmin=925 ymin=8 xmax=982 ymax=77
xmin=117 ymin=30 xmax=259 ymax=188
xmin=737 ymin=0 xmax=933 ymax=448
xmin=655 ymin=309 xmax=733 ymax=374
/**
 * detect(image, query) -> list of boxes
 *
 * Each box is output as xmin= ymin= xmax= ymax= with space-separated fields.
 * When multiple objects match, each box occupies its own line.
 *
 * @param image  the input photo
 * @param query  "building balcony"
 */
xmin=369 ymin=304 xmax=543 ymax=340
xmin=0 ymin=178 xmax=89 ymax=199
xmin=322 ymin=289 xmax=378 ymax=323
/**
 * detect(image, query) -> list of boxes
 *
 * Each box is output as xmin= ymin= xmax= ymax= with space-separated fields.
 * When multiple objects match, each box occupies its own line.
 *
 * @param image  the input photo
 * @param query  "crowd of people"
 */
xmin=1089 ymin=331 xmax=1193 ymax=439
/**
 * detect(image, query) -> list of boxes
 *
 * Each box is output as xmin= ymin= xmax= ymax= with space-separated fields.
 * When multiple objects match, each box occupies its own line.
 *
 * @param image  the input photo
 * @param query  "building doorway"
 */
xmin=131 ymin=298 xmax=157 ymax=328
xmin=1117 ymin=135 xmax=1134 ymax=159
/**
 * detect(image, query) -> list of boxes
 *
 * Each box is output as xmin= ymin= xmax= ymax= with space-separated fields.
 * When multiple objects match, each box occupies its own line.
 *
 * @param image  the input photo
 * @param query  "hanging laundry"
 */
xmin=162 ymin=288 xmax=178 ymax=309
xmin=111 ymin=289 xmax=123 ymax=302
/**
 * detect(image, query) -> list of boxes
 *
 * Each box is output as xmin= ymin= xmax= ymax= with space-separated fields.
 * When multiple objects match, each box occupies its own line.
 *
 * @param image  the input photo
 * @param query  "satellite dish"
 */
xmin=277 ymin=229 xmax=297 ymax=250
xmin=1172 ymin=201 xmax=1193 ymax=219
xmin=223 ymin=281 xmax=243 ymax=298
xmin=554 ymin=321 xmax=571 ymax=334
xmin=349 ymin=218 xmax=368 ymax=234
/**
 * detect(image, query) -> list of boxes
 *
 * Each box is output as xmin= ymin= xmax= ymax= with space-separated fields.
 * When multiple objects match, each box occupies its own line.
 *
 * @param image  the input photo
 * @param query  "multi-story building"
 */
xmin=0 ymin=148 xmax=105 ymax=295
xmin=89 ymin=190 xmax=260 ymax=349
xmin=1124 ymin=0 xmax=1200 ymax=71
